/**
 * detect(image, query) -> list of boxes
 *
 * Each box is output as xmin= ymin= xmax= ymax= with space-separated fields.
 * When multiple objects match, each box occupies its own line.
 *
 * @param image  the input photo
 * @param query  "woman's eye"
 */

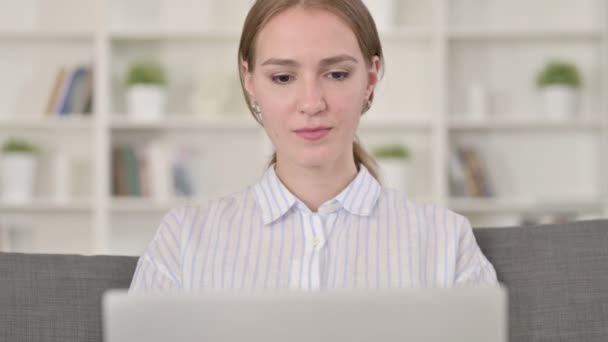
xmin=271 ymin=74 xmax=293 ymax=84
xmin=327 ymin=71 xmax=349 ymax=80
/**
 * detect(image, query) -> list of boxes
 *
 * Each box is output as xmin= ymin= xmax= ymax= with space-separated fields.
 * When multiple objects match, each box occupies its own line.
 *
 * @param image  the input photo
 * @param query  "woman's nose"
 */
xmin=297 ymin=77 xmax=327 ymax=116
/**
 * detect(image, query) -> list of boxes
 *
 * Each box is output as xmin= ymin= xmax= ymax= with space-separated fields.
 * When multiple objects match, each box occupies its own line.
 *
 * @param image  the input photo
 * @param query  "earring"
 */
xmin=362 ymin=98 xmax=372 ymax=114
xmin=251 ymin=100 xmax=263 ymax=123
xmin=251 ymin=101 xmax=261 ymax=114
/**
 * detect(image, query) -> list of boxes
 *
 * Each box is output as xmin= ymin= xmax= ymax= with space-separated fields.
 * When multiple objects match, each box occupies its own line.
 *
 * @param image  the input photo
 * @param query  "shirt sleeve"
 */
xmin=129 ymin=207 xmax=186 ymax=293
xmin=454 ymin=216 xmax=498 ymax=287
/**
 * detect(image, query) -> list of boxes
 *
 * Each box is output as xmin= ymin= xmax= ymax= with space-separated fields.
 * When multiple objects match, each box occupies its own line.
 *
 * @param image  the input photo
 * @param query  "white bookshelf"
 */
xmin=448 ymin=196 xmax=603 ymax=215
xmin=110 ymin=114 xmax=258 ymax=130
xmin=0 ymin=199 xmax=93 ymax=213
xmin=0 ymin=30 xmax=94 ymax=41
xmin=361 ymin=115 xmax=433 ymax=130
xmin=0 ymin=0 xmax=607 ymax=255
xmin=448 ymin=117 xmax=603 ymax=131
xmin=447 ymin=28 xmax=604 ymax=40
xmin=109 ymin=29 xmax=242 ymax=41
xmin=110 ymin=196 xmax=210 ymax=213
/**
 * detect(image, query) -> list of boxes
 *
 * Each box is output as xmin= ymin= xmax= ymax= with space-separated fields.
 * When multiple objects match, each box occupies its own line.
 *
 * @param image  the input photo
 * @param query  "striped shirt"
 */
xmin=129 ymin=165 xmax=497 ymax=292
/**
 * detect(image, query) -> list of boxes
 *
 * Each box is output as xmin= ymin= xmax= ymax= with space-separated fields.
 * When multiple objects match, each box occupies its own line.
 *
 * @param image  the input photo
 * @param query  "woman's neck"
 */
xmin=274 ymin=158 xmax=358 ymax=212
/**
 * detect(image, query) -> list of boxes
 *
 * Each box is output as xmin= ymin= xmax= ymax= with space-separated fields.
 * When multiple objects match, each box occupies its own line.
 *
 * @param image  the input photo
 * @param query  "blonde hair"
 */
xmin=238 ymin=0 xmax=383 ymax=180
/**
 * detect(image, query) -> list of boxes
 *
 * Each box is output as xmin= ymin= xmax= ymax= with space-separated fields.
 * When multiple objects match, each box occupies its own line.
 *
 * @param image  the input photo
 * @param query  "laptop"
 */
xmin=103 ymin=286 xmax=507 ymax=342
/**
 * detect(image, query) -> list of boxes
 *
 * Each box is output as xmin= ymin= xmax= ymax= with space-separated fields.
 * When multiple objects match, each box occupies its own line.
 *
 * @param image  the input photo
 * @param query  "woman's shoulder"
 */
xmin=162 ymin=186 xmax=256 ymax=225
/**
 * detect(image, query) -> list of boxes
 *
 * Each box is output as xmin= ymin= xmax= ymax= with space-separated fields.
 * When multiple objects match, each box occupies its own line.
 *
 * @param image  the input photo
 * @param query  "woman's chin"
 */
xmin=278 ymin=145 xmax=342 ymax=168
xmin=294 ymin=151 xmax=338 ymax=169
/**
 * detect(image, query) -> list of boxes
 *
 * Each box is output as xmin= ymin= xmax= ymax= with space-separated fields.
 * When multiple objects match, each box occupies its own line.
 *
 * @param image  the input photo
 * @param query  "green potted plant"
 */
xmin=1 ymin=138 xmax=38 ymax=204
xmin=372 ymin=144 xmax=411 ymax=191
xmin=536 ymin=60 xmax=582 ymax=120
xmin=126 ymin=60 xmax=168 ymax=121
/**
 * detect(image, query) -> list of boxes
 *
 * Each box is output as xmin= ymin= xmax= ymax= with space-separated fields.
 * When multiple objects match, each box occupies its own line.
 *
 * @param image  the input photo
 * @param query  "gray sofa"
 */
xmin=1 ymin=219 xmax=607 ymax=342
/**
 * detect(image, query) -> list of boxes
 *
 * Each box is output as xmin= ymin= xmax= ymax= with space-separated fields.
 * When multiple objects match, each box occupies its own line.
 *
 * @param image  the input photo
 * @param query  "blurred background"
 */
xmin=0 ymin=0 xmax=606 ymax=255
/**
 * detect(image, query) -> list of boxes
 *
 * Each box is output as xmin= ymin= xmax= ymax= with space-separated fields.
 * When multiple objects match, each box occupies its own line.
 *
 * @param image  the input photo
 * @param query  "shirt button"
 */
xmin=313 ymin=237 xmax=321 ymax=248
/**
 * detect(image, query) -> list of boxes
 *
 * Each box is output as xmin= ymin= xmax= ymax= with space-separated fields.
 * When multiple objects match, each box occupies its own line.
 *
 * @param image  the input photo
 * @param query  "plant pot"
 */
xmin=0 ymin=153 xmax=37 ymax=204
xmin=362 ymin=0 xmax=398 ymax=32
xmin=127 ymin=85 xmax=167 ymax=121
xmin=377 ymin=158 xmax=410 ymax=192
xmin=540 ymin=85 xmax=578 ymax=120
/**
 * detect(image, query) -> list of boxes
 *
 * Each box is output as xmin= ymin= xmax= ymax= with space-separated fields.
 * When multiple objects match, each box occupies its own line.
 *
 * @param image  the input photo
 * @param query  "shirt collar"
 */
xmin=253 ymin=164 xmax=382 ymax=225
xmin=333 ymin=164 xmax=381 ymax=216
xmin=253 ymin=165 xmax=297 ymax=225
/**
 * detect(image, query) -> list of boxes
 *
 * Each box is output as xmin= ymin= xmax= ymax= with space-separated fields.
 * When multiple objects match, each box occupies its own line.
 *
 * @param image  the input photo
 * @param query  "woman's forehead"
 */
xmin=254 ymin=7 xmax=363 ymax=65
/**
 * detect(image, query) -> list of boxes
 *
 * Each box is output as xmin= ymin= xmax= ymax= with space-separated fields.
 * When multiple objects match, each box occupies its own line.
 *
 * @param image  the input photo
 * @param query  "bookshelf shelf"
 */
xmin=447 ymin=27 xmax=602 ymax=41
xmin=360 ymin=115 xmax=433 ymax=130
xmin=448 ymin=197 xmax=602 ymax=215
xmin=0 ymin=30 xmax=95 ymax=41
xmin=0 ymin=116 xmax=93 ymax=130
xmin=110 ymin=197 xmax=209 ymax=213
xmin=0 ymin=199 xmax=93 ymax=213
xmin=448 ymin=117 xmax=602 ymax=131
xmin=110 ymin=115 xmax=258 ymax=131
xmin=109 ymin=29 xmax=241 ymax=41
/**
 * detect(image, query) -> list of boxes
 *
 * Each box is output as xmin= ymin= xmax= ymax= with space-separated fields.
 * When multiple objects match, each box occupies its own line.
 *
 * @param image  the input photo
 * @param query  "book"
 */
xmin=111 ymin=146 xmax=128 ymax=196
xmin=44 ymin=67 xmax=67 ymax=115
xmin=172 ymin=145 xmax=195 ymax=197
xmin=122 ymin=146 xmax=141 ymax=196
xmin=111 ymin=142 xmax=198 ymax=200
xmin=449 ymin=147 xmax=467 ymax=197
xmin=67 ymin=65 xmax=93 ymax=114
xmin=455 ymin=145 xmax=494 ymax=197
xmin=136 ymin=145 xmax=150 ymax=197
xmin=55 ymin=66 xmax=78 ymax=115
xmin=45 ymin=64 xmax=95 ymax=116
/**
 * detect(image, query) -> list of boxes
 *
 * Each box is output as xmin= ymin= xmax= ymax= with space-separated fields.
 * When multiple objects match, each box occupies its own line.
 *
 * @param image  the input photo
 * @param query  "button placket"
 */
xmin=311 ymin=214 xmax=326 ymax=249
xmin=309 ymin=213 xmax=326 ymax=290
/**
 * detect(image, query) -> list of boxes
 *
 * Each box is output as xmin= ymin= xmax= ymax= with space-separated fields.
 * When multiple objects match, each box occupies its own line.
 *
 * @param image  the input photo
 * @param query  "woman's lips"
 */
xmin=294 ymin=127 xmax=332 ymax=141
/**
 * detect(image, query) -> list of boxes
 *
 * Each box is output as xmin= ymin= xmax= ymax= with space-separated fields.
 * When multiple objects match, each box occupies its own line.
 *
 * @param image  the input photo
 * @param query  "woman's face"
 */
xmin=243 ymin=7 xmax=380 ymax=169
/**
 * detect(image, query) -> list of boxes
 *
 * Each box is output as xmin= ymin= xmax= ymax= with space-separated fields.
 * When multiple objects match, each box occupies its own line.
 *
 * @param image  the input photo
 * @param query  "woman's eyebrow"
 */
xmin=261 ymin=58 xmax=300 ymax=67
xmin=319 ymin=54 xmax=358 ymax=67
xmin=260 ymin=54 xmax=358 ymax=68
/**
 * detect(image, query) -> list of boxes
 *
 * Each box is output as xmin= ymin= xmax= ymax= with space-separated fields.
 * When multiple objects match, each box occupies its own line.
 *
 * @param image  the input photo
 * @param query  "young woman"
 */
xmin=129 ymin=0 xmax=497 ymax=292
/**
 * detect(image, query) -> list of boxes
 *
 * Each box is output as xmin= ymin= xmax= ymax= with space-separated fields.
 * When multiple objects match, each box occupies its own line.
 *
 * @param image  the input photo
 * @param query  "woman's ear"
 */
xmin=366 ymin=55 xmax=381 ymax=98
xmin=242 ymin=60 xmax=255 ymax=99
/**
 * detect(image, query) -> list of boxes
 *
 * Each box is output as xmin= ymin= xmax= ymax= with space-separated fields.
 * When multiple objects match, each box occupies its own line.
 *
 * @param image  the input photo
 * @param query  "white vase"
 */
xmin=540 ymin=85 xmax=578 ymax=120
xmin=0 ymin=153 xmax=37 ymax=204
xmin=127 ymin=85 xmax=167 ymax=121
xmin=377 ymin=158 xmax=409 ymax=192
xmin=362 ymin=0 xmax=397 ymax=32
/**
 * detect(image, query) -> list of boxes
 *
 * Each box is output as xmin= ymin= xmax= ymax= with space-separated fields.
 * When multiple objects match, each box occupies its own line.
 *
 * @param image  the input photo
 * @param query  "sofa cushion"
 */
xmin=474 ymin=219 xmax=608 ymax=342
xmin=0 ymin=252 xmax=137 ymax=342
